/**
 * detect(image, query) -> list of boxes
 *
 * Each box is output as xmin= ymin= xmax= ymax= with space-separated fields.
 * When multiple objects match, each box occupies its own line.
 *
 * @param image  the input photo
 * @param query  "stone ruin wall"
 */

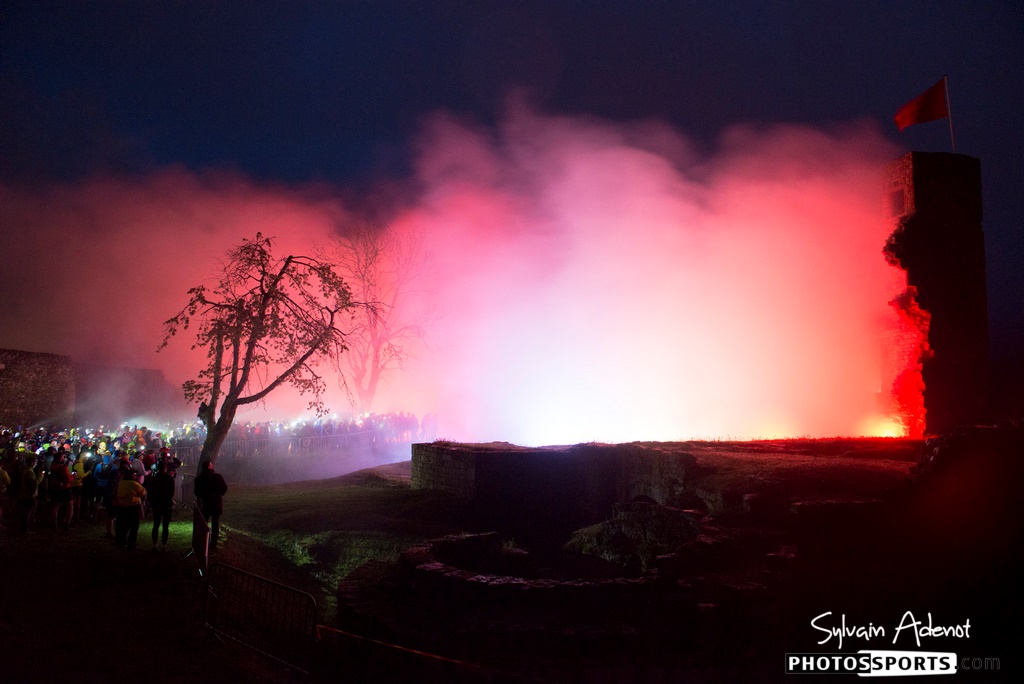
xmin=0 ymin=347 xmax=188 ymax=429
xmin=410 ymin=442 xmax=478 ymax=496
xmin=618 ymin=446 xmax=693 ymax=504
xmin=411 ymin=442 xmax=696 ymax=550
xmin=0 ymin=348 xmax=76 ymax=427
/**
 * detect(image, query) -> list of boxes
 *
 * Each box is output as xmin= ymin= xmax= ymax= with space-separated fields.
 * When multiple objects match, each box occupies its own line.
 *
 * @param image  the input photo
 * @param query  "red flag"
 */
xmin=894 ymin=78 xmax=949 ymax=131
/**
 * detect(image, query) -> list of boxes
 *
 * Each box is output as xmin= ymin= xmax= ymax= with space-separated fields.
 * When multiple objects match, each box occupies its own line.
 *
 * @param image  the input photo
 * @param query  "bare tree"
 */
xmin=159 ymin=233 xmax=355 ymax=464
xmin=330 ymin=224 xmax=433 ymax=412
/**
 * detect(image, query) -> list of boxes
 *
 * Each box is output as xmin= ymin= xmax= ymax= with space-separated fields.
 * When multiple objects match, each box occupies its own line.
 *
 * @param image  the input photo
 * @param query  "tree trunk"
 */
xmin=199 ymin=402 xmax=237 ymax=466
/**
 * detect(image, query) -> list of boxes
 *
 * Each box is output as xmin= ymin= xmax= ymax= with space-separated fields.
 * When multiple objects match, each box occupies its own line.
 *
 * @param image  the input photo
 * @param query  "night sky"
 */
xmin=2 ymin=1 xmax=1022 ymax=432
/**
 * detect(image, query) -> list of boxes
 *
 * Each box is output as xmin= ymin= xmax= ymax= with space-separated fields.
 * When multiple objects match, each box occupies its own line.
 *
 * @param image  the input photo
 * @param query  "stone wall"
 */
xmin=619 ymin=445 xmax=694 ymax=503
xmin=0 ymin=347 xmax=187 ymax=428
xmin=395 ymin=533 xmax=663 ymax=610
xmin=410 ymin=442 xmax=479 ymax=496
xmin=411 ymin=442 xmax=696 ymax=552
xmin=0 ymin=348 xmax=75 ymax=427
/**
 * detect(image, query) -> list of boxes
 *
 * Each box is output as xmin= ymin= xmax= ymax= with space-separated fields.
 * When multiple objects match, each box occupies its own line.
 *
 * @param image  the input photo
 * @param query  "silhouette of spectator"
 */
xmin=148 ymin=461 xmax=176 ymax=551
xmin=193 ymin=460 xmax=228 ymax=547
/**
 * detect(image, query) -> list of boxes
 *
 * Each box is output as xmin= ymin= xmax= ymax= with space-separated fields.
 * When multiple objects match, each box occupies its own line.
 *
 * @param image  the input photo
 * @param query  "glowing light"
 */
xmin=886 ymin=286 xmax=931 ymax=439
xmin=859 ymin=416 xmax=907 ymax=438
xmin=379 ymin=110 xmax=913 ymax=444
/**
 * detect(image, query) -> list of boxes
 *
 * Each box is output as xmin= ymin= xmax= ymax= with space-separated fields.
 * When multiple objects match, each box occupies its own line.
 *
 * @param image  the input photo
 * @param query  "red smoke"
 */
xmin=0 ymin=106 xmax=922 ymax=444
xmin=383 ymin=109 xmax=915 ymax=443
xmin=887 ymin=287 xmax=932 ymax=439
xmin=0 ymin=171 xmax=348 ymax=422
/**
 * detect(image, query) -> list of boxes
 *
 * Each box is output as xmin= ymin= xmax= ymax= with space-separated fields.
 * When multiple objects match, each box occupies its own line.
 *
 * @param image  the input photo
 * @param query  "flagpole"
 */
xmin=943 ymin=74 xmax=956 ymax=153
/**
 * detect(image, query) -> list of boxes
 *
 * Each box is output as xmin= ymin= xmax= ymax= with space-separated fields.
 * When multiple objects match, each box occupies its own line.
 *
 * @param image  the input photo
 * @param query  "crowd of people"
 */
xmin=0 ymin=409 xmax=431 ymax=546
xmin=0 ymin=424 xmax=233 ymax=551
xmin=213 ymin=411 xmax=438 ymax=445
xmin=2 ymin=411 xmax=439 ymax=451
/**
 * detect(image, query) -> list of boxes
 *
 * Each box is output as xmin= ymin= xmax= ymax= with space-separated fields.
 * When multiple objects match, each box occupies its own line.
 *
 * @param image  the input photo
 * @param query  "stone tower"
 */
xmin=884 ymin=152 xmax=989 ymax=434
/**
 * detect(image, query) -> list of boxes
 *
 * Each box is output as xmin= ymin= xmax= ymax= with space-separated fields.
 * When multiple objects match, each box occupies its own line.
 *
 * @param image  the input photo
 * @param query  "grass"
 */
xmin=212 ymin=440 xmax=920 ymax=631
xmin=637 ymin=438 xmax=918 ymax=500
xmin=221 ymin=438 xmax=919 ymax=573
xmin=223 ymin=466 xmax=476 ymax=622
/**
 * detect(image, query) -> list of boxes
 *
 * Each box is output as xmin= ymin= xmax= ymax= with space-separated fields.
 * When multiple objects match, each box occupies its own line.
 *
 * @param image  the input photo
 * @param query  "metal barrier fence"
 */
xmin=202 ymin=567 xmax=519 ymax=681
xmin=169 ymin=444 xmax=202 ymax=467
xmin=189 ymin=503 xmax=210 ymax=575
xmin=178 ymin=473 xmax=197 ymax=510
xmin=203 ymin=562 xmax=318 ymax=674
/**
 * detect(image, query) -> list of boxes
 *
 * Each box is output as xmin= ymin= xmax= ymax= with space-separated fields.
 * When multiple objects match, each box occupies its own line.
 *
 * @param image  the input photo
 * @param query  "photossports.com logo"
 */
xmin=785 ymin=651 xmax=956 ymax=676
xmin=784 ymin=611 xmax=1000 ymax=676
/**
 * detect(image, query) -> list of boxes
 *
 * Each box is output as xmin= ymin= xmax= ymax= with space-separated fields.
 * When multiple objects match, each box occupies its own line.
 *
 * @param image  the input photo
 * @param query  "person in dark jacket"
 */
xmin=148 ymin=460 xmax=176 ymax=551
xmin=193 ymin=460 xmax=228 ymax=546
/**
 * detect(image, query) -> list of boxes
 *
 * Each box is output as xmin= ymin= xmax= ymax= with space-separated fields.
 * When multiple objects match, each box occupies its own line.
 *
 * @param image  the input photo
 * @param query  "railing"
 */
xmin=178 ymin=473 xmax=197 ymax=510
xmin=203 ymin=562 xmax=319 ymax=674
xmin=203 ymin=561 xmax=520 ymax=681
xmin=169 ymin=445 xmax=202 ymax=467
xmin=188 ymin=503 xmax=210 ymax=574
